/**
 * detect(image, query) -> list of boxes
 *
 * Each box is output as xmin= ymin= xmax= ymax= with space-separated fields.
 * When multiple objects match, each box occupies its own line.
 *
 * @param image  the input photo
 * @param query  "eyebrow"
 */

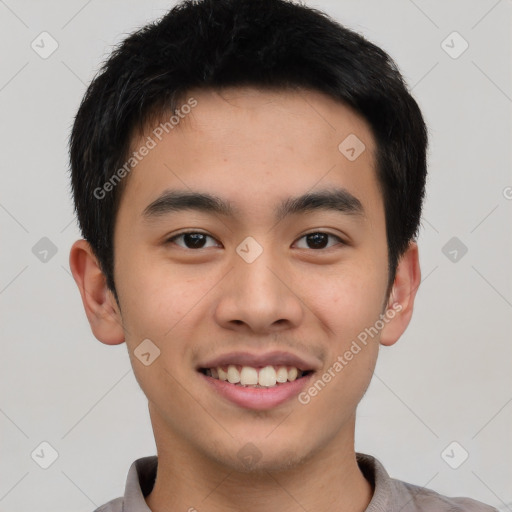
xmin=142 ymin=187 xmax=365 ymax=223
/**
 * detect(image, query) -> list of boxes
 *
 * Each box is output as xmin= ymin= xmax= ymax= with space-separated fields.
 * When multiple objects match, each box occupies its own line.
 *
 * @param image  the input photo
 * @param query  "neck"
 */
xmin=145 ymin=411 xmax=373 ymax=512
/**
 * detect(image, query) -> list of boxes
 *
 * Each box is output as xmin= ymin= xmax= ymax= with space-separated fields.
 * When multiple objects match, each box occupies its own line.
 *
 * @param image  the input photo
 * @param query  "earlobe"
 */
xmin=379 ymin=241 xmax=421 ymax=347
xmin=69 ymin=239 xmax=125 ymax=345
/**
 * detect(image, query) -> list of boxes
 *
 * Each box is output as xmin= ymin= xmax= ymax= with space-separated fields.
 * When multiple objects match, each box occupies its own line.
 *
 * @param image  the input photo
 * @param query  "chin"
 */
xmin=206 ymin=440 xmax=314 ymax=474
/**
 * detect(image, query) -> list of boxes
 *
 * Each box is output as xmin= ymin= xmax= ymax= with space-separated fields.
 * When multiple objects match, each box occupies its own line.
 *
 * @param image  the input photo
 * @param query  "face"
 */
xmin=84 ymin=87 xmax=414 ymax=473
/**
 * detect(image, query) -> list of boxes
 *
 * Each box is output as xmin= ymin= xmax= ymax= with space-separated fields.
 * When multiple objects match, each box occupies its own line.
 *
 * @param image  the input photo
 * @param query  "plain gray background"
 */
xmin=0 ymin=0 xmax=511 ymax=510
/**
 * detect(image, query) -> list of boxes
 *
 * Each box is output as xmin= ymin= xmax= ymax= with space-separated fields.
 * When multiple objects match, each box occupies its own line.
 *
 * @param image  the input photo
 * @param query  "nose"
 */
xmin=214 ymin=246 xmax=304 ymax=334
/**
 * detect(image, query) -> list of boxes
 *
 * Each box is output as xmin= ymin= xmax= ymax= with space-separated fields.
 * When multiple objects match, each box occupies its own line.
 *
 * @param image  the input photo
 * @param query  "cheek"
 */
xmin=312 ymin=261 xmax=387 ymax=338
xmin=116 ymin=245 xmax=192 ymax=322
xmin=116 ymin=258 xmax=219 ymax=374
xmin=311 ymin=261 xmax=385 ymax=405
xmin=120 ymin=277 xmax=197 ymax=340
xmin=300 ymin=274 xmax=383 ymax=421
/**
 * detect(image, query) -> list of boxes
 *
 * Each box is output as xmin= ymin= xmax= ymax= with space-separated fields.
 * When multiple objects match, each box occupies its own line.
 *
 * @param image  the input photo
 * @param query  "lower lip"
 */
xmin=199 ymin=372 xmax=314 ymax=410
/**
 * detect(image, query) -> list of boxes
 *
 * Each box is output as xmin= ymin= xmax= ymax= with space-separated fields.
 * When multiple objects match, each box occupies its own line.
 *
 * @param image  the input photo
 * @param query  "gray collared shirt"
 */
xmin=93 ymin=452 xmax=497 ymax=511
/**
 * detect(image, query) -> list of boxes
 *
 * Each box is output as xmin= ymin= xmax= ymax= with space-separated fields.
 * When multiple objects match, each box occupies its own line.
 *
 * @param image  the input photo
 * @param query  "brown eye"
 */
xmin=295 ymin=232 xmax=343 ymax=250
xmin=167 ymin=232 xmax=219 ymax=249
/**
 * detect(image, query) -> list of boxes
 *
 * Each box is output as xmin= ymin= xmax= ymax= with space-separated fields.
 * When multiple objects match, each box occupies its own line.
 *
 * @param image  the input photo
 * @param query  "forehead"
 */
xmin=118 ymin=86 xmax=381 ymax=225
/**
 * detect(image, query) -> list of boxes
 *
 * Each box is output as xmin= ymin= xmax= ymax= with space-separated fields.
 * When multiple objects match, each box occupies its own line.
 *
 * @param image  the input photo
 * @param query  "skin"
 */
xmin=70 ymin=86 xmax=420 ymax=512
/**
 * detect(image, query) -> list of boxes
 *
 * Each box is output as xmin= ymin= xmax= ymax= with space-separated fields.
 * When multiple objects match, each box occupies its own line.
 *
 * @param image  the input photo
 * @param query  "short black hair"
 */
xmin=69 ymin=0 xmax=428 ymax=300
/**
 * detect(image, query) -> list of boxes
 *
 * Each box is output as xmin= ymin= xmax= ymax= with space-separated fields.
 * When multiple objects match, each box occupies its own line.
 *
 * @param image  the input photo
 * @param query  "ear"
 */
xmin=69 ymin=239 xmax=125 ymax=345
xmin=379 ymin=241 xmax=421 ymax=347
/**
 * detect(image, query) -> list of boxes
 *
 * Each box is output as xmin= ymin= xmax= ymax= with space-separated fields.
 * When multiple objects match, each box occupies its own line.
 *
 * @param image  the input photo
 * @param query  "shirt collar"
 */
xmin=123 ymin=455 xmax=157 ymax=511
xmin=122 ymin=452 xmax=395 ymax=511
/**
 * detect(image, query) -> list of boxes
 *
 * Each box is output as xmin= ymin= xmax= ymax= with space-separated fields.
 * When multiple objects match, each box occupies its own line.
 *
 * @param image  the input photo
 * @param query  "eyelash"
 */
xmin=166 ymin=230 xmax=346 ymax=250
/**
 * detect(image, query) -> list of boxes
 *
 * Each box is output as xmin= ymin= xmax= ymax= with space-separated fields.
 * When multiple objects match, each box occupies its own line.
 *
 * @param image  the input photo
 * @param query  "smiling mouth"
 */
xmin=199 ymin=364 xmax=314 ymax=388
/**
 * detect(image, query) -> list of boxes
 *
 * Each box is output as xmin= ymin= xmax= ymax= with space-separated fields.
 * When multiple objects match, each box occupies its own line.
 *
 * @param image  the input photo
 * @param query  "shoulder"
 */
xmin=92 ymin=496 xmax=123 ymax=512
xmin=356 ymin=452 xmax=497 ymax=512
xmin=391 ymin=478 xmax=499 ymax=512
xmin=89 ymin=455 xmax=157 ymax=512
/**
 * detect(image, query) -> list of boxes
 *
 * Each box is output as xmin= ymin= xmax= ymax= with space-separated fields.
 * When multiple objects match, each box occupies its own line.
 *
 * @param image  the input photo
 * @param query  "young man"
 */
xmin=68 ymin=0 xmax=497 ymax=510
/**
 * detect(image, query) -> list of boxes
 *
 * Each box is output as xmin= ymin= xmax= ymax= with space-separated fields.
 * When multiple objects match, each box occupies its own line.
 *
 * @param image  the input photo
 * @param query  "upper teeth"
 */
xmin=206 ymin=365 xmax=303 ymax=387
